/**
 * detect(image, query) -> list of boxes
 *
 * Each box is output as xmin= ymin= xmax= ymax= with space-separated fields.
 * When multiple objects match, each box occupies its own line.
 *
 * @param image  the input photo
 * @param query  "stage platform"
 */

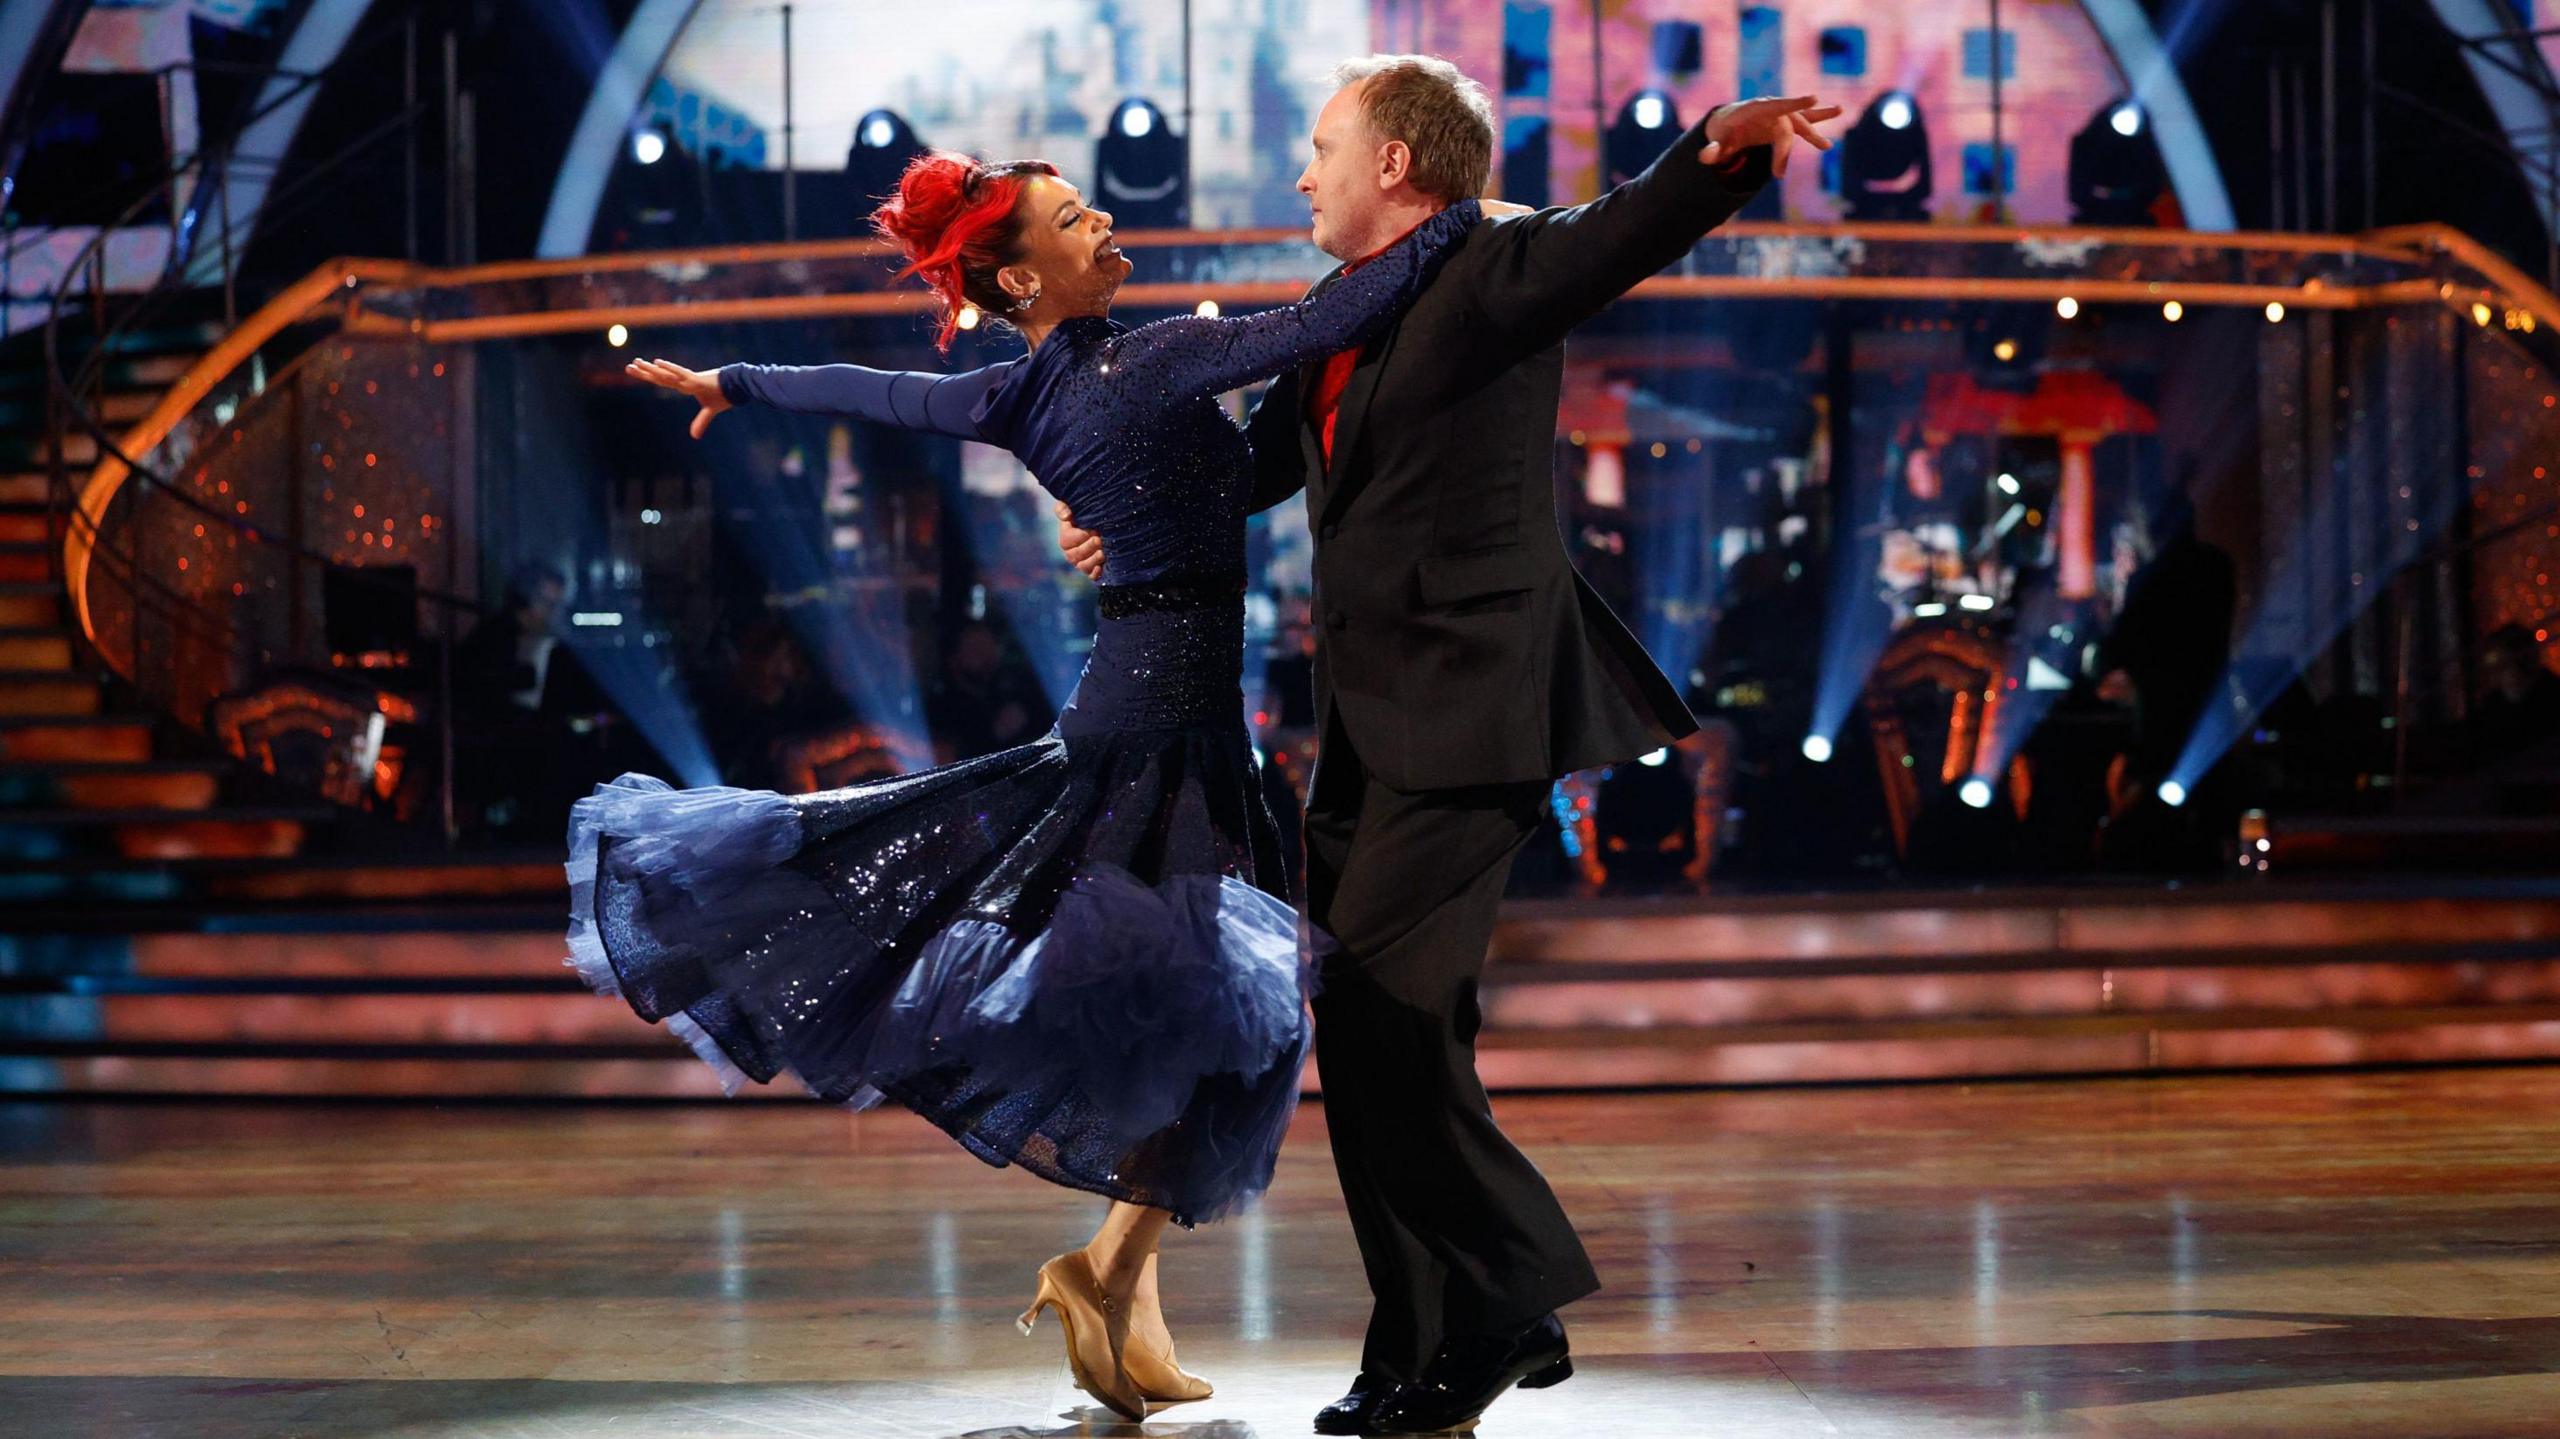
xmin=3 ymin=1066 xmax=2555 ymax=1437
xmin=6 ymin=877 xmax=2560 ymax=1097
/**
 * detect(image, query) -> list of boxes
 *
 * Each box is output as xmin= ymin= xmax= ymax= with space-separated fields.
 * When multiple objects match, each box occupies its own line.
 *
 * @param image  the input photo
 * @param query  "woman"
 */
xmin=573 ymin=151 xmax=1482 ymax=1419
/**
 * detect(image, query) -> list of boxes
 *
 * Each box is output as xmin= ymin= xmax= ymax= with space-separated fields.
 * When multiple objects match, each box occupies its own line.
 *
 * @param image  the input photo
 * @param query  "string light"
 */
xmin=2162 ymin=300 xmax=2183 ymax=322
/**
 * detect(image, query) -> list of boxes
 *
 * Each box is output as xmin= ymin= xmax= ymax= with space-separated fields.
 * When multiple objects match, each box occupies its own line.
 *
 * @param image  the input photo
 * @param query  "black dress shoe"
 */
xmin=1369 ymin=1313 xmax=1572 ymax=1434
xmin=1313 ymin=1370 xmax=1407 ymax=1435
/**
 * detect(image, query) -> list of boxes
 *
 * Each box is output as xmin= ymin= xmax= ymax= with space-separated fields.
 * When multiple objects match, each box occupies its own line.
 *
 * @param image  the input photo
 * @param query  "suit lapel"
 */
xmin=1317 ymin=326 xmax=1395 ymax=527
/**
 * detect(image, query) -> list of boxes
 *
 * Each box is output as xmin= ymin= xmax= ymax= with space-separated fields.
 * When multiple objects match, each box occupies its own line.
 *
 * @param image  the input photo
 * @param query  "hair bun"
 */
xmin=869 ymin=152 xmax=1058 ymax=351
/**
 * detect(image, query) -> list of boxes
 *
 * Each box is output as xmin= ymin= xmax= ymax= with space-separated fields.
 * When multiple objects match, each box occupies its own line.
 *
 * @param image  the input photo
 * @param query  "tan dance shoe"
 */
xmin=1017 ymin=1252 xmax=1149 ymax=1421
xmin=1124 ymin=1323 xmax=1214 ymax=1404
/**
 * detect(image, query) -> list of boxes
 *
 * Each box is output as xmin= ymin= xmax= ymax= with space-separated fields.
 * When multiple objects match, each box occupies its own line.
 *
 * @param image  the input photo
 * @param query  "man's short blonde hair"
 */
xmin=1329 ymin=54 xmax=1496 ymax=203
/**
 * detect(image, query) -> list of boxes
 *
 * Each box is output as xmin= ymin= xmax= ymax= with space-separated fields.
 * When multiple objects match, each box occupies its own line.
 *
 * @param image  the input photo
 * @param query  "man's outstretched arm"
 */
xmin=1471 ymin=96 xmax=1837 ymax=360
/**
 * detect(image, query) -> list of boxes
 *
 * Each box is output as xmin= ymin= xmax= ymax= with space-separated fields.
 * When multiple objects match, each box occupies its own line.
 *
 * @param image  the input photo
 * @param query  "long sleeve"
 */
xmin=1242 ymin=370 xmax=1309 ymax=514
xmin=1472 ymin=109 xmax=1770 ymax=360
xmin=717 ymin=360 xmax=1018 ymax=442
xmin=1103 ymin=199 xmax=1482 ymax=400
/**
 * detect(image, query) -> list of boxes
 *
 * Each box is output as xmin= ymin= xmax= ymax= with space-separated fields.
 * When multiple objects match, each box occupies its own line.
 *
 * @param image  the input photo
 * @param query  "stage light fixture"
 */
xmin=1960 ymin=594 xmax=1996 ymax=612
xmin=845 ymin=109 xmax=927 ymax=231
xmin=1960 ymin=777 xmax=1994 ymax=809
xmin=2068 ymin=97 xmax=2163 ymax=225
xmin=1802 ymin=734 xmax=1834 ymax=764
xmin=1638 ymin=747 xmax=1670 ymax=767
xmin=1841 ymin=92 xmax=1933 ymax=221
xmin=1997 ymin=472 xmax=2021 ymax=494
xmin=632 ymin=129 xmax=666 ymax=166
xmin=1607 ymin=89 xmax=1683 ymax=186
xmin=1097 ymin=97 xmax=1186 ymax=227
xmin=2158 ymin=780 xmax=2189 ymax=807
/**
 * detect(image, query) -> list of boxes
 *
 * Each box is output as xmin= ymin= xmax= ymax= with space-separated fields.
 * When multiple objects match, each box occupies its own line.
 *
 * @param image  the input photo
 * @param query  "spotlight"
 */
xmin=1993 ymin=338 xmax=2019 ymax=363
xmin=2473 ymin=301 xmax=2495 ymax=327
xmin=2056 ymin=296 xmax=2080 ymax=320
xmin=1096 ymin=97 xmax=1186 ymax=227
xmin=1997 ymin=472 xmax=2021 ymax=495
xmin=606 ymin=323 xmax=629 ymax=347
xmin=1638 ymin=747 xmax=1671 ymax=767
xmin=1802 ymin=734 xmax=1835 ymax=764
xmin=1607 ymin=89 xmax=1683 ymax=186
xmin=1959 ymin=594 xmax=1996 ymax=612
xmin=1960 ymin=777 xmax=1994 ymax=809
xmin=2069 ymin=97 xmax=2164 ymax=224
xmin=631 ymin=129 xmax=666 ymax=166
xmin=954 ymin=304 xmax=981 ymax=331
xmin=2158 ymin=779 xmax=2189 ymax=807
xmin=2163 ymin=299 xmax=2184 ymax=322
xmin=1841 ymin=92 xmax=1933 ymax=221
xmin=639 ymin=508 xmax=662 ymax=525
xmin=845 ymin=109 xmax=926 ymax=230
xmin=2264 ymin=301 xmax=2286 ymax=323
xmin=1194 ymin=299 xmax=1220 ymax=318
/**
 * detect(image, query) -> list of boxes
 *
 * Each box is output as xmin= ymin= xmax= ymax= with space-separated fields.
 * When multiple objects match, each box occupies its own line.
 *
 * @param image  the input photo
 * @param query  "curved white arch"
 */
xmin=187 ymin=0 xmax=377 ymax=286
xmin=537 ymin=0 xmax=702 ymax=258
xmin=2429 ymin=0 xmax=2560 ymax=228
xmin=2079 ymin=0 xmax=2239 ymax=231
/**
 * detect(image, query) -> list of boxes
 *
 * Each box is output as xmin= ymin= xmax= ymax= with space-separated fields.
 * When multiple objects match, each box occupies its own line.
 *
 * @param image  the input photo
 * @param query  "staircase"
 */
xmin=5 ymin=879 xmax=2560 ymax=1098
xmin=0 ymin=324 xmax=338 ymax=904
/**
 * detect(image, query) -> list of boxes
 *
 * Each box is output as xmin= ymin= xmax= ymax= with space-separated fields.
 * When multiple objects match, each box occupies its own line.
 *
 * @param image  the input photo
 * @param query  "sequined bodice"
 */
xmin=714 ymin=200 xmax=1484 ymax=736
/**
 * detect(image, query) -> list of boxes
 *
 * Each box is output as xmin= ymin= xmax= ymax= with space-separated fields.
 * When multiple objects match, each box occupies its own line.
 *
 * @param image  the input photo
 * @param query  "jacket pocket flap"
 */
xmin=1416 ymin=545 xmax=1532 ymax=607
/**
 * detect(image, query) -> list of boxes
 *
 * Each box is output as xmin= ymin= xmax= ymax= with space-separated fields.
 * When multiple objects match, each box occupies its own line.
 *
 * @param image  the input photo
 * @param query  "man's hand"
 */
xmin=1699 ymin=95 xmax=1842 ymax=178
xmin=1056 ymin=501 xmax=1104 ymax=580
xmin=626 ymin=357 xmax=732 ymax=439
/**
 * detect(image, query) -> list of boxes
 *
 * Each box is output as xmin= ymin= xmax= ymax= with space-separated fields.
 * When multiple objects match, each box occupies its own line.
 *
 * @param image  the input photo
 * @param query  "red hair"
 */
xmin=872 ymin=152 xmax=1060 ymax=350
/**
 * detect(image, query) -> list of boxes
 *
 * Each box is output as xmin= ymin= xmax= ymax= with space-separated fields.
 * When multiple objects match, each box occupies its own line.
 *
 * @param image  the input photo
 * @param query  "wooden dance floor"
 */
xmin=4 ymin=1067 xmax=2558 ymax=1437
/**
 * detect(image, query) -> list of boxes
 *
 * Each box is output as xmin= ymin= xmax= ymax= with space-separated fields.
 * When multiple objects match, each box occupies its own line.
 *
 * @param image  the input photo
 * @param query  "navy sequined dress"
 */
xmin=565 ymin=201 xmax=1481 ymax=1225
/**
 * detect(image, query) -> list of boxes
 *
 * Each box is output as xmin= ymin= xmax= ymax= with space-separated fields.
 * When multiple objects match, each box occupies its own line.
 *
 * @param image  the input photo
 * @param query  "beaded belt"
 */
xmin=1096 ymin=572 xmax=1248 ymax=620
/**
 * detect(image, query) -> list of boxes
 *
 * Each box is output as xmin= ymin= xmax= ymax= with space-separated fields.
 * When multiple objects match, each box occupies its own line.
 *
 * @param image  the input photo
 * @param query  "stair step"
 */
xmin=109 ymin=816 xmax=309 ymax=861
xmin=0 ymin=631 xmax=72 ymax=669
xmin=0 ymin=548 xmax=49 ymax=583
xmin=0 ymin=474 xmax=50 ymax=506
xmin=0 ymin=674 xmax=100 ymax=717
xmin=0 ymin=513 xmax=58 ymax=544
xmin=0 ymin=716 xmax=154 ymax=762
xmin=0 ymin=765 xmax=221 ymax=811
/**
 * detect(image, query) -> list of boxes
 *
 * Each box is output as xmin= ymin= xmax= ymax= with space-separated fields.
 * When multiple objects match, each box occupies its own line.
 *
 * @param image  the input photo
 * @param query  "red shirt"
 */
xmin=1304 ymin=214 xmax=1435 ymax=465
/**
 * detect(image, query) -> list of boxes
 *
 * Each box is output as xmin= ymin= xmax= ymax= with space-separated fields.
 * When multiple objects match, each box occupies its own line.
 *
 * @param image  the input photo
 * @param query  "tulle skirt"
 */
xmin=563 ymin=722 xmax=1313 ymax=1226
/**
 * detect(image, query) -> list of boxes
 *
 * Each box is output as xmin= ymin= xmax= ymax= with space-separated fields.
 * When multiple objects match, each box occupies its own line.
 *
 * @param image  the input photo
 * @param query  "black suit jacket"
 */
xmin=1247 ymin=114 xmax=1770 ymax=791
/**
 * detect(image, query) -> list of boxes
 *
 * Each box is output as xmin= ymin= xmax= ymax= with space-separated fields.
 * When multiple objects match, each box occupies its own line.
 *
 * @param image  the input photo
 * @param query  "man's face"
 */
xmin=524 ymin=579 xmax=565 ymax=629
xmin=1298 ymin=82 xmax=1387 ymax=260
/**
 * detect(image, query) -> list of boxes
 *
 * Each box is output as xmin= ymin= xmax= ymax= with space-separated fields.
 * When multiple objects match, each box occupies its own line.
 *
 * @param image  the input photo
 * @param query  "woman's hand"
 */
xmin=626 ymin=357 xmax=731 ymax=439
xmin=1700 ymin=95 xmax=1842 ymax=178
xmin=1480 ymin=199 xmax=1535 ymax=219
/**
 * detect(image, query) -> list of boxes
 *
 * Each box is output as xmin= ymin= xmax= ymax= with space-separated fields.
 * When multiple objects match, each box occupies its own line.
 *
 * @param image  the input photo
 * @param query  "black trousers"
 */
xmin=1304 ymin=714 xmax=1601 ymax=1380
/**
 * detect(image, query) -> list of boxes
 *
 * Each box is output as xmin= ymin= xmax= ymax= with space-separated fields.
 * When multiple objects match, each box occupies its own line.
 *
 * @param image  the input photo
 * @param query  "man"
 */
xmin=1061 ymin=57 xmax=1832 ymax=1434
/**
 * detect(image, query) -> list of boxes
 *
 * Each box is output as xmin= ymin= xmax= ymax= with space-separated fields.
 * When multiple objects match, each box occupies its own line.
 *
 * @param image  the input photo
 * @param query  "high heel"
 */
xmin=1123 ymin=1325 xmax=1214 ymax=1404
xmin=1017 ymin=1253 xmax=1149 ymax=1421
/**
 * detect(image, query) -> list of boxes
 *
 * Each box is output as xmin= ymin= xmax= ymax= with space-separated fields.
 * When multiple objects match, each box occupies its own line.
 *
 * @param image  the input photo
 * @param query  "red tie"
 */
xmin=1307 ymin=345 xmax=1362 ymax=466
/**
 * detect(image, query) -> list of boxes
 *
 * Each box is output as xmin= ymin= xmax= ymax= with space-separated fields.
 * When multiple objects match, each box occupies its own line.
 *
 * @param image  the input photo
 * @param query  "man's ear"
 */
xmin=1376 ymin=138 xmax=1413 ymax=191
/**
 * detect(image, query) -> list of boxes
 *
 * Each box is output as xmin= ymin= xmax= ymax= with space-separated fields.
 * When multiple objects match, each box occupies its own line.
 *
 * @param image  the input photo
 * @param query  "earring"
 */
xmin=1013 ymin=289 xmax=1041 ymax=312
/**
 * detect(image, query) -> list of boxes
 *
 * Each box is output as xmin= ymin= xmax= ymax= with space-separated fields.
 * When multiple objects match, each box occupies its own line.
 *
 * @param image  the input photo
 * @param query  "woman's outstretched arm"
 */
xmin=1101 ymin=198 xmax=1483 ymax=401
xmin=627 ymin=356 xmax=1017 ymax=442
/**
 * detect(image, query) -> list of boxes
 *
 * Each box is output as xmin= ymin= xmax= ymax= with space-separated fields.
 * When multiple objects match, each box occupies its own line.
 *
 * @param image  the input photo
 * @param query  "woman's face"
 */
xmin=999 ymin=174 xmax=1130 ymax=319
